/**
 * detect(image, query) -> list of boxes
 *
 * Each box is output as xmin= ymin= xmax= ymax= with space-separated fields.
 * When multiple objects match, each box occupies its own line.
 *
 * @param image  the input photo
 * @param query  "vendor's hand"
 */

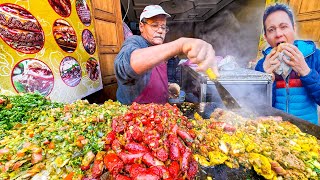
xmin=263 ymin=49 xmax=281 ymax=74
xmin=281 ymin=44 xmax=310 ymax=76
xmin=181 ymin=38 xmax=219 ymax=76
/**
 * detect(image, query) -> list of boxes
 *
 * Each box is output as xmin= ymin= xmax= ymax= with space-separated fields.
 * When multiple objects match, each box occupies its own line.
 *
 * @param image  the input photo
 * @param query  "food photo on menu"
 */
xmin=76 ymin=0 xmax=91 ymax=26
xmin=0 ymin=3 xmax=44 ymax=54
xmin=53 ymin=19 xmax=77 ymax=53
xmin=60 ymin=56 xmax=82 ymax=87
xmin=82 ymin=29 xmax=96 ymax=55
xmin=11 ymin=59 xmax=54 ymax=96
xmin=86 ymin=57 xmax=100 ymax=81
xmin=48 ymin=0 xmax=71 ymax=17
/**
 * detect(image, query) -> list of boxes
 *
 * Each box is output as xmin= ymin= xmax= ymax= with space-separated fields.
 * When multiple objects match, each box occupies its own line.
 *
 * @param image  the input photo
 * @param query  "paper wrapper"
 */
xmin=275 ymin=51 xmax=292 ymax=79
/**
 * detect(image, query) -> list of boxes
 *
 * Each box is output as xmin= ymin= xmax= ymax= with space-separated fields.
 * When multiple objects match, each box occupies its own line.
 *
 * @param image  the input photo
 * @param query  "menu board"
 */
xmin=0 ymin=0 xmax=102 ymax=103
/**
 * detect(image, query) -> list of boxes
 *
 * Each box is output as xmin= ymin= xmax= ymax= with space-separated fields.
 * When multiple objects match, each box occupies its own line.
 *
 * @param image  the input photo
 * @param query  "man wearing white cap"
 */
xmin=114 ymin=5 xmax=219 ymax=104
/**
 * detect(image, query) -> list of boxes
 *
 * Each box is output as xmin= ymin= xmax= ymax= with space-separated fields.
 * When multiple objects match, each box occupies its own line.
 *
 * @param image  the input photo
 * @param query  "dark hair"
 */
xmin=263 ymin=3 xmax=294 ymax=34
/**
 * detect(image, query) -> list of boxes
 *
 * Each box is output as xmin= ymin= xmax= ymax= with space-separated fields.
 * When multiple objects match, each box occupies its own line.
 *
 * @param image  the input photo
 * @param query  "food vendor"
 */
xmin=114 ymin=5 xmax=219 ymax=105
xmin=255 ymin=3 xmax=320 ymax=125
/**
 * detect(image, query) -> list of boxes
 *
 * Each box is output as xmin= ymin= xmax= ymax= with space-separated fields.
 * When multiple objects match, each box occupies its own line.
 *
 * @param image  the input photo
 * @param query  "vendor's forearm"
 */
xmin=130 ymin=38 xmax=184 ymax=74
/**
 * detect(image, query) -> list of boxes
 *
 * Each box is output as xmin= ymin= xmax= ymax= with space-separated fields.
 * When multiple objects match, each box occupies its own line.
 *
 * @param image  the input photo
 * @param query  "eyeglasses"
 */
xmin=143 ymin=22 xmax=169 ymax=33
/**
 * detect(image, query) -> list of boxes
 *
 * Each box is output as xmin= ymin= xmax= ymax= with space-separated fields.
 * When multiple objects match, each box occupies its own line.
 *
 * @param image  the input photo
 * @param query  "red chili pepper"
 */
xmin=168 ymin=161 xmax=180 ymax=178
xmin=124 ymin=164 xmax=132 ymax=174
xmin=168 ymin=134 xmax=185 ymax=154
xmin=146 ymin=123 xmax=155 ymax=131
xmin=124 ymin=130 xmax=133 ymax=142
xmin=154 ymin=165 xmax=171 ymax=179
xmin=112 ymin=139 xmax=122 ymax=154
xmin=208 ymin=122 xmax=225 ymax=129
xmin=181 ymin=116 xmax=188 ymax=123
xmin=223 ymin=124 xmax=236 ymax=132
xmin=142 ymin=152 xmax=164 ymax=167
xmin=132 ymin=126 xmax=143 ymax=142
xmin=149 ymin=166 xmax=161 ymax=177
xmin=91 ymin=160 xmax=104 ymax=178
xmin=187 ymin=158 xmax=199 ymax=179
xmin=155 ymin=123 xmax=164 ymax=134
xmin=103 ymin=153 xmax=124 ymax=175
xmin=155 ymin=148 xmax=168 ymax=162
xmin=148 ymin=139 xmax=160 ymax=151
xmin=181 ymin=147 xmax=192 ymax=173
xmin=169 ymin=141 xmax=180 ymax=161
xmin=80 ymin=165 xmax=90 ymax=171
xmin=125 ymin=142 xmax=149 ymax=153
xmin=148 ymin=113 xmax=155 ymax=121
xmin=163 ymin=139 xmax=169 ymax=150
xmin=134 ymin=172 xmax=160 ymax=180
xmin=105 ymin=131 xmax=116 ymax=145
xmin=161 ymin=111 xmax=169 ymax=117
xmin=186 ymin=122 xmax=193 ymax=129
xmin=154 ymin=116 xmax=162 ymax=124
xmin=188 ymin=129 xmax=196 ymax=139
xmin=129 ymin=163 xmax=147 ymax=179
xmin=177 ymin=129 xmax=194 ymax=146
xmin=144 ymin=130 xmax=160 ymax=143
xmin=115 ymin=174 xmax=132 ymax=180
xmin=170 ymin=124 xmax=178 ymax=135
xmin=43 ymin=139 xmax=50 ymax=145
xmin=104 ymin=144 xmax=111 ymax=151
xmin=208 ymin=122 xmax=236 ymax=132
xmin=172 ymin=105 xmax=180 ymax=114
xmin=141 ymin=115 xmax=150 ymax=126
xmin=112 ymin=118 xmax=126 ymax=133
xmin=118 ymin=152 xmax=144 ymax=164
xmin=124 ymin=113 xmax=134 ymax=121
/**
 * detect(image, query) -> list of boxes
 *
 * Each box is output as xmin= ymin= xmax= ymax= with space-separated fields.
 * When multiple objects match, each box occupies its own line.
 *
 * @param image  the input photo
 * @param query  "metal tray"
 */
xmin=175 ymin=102 xmax=320 ymax=180
xmin=181 ymin=66 xmax=273 ymax=107
xmin=177 ymin=102 xmax=320 ymax=139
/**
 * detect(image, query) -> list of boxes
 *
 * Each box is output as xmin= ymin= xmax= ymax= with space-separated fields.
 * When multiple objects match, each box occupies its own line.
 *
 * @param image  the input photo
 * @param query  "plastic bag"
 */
xmin=218 ymin=55 xmax=239 ymax=71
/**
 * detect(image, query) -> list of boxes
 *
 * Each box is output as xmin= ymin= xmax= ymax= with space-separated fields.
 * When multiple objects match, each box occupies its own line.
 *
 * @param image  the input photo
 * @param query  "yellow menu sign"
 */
xmin=0 ymin=0 xmax=102 ymax=103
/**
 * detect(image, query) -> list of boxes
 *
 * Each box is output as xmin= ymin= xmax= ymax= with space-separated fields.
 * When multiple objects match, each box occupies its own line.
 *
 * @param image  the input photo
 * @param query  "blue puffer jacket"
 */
xmin=255 ymin=40 xmax=320 ymax=125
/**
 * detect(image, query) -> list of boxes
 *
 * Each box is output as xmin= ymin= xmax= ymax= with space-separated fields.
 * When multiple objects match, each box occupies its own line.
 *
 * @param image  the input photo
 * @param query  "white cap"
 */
xmin=140 ymin=5 xmax=171 ymax=22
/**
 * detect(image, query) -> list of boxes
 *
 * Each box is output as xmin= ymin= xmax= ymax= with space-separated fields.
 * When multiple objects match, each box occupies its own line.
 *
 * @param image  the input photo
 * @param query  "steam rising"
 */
xmin=194 ymin=0 xmax=266 ymax=67
xmin=165 ymin=0 xmax=271 ymax=107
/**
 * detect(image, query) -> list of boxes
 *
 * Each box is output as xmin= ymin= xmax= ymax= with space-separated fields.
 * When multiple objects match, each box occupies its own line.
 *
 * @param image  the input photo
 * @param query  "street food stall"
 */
xmin=1 ymin=0 xmax=320 ymax=180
